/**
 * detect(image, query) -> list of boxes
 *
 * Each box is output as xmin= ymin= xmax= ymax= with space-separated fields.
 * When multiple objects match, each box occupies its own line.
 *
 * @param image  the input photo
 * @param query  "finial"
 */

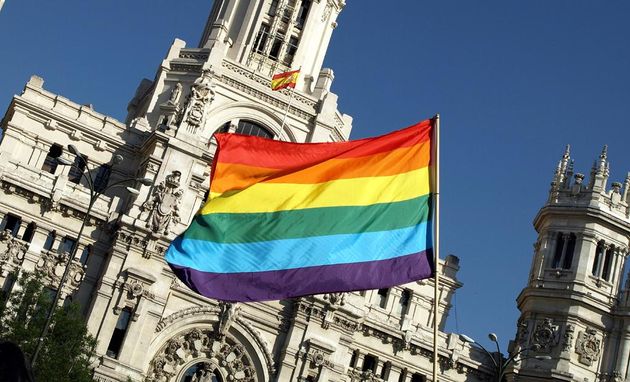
xmin=563 ymin=144 xmax=571 ymax=159
xmin=600 ymin=145 xmax=608 ymax=159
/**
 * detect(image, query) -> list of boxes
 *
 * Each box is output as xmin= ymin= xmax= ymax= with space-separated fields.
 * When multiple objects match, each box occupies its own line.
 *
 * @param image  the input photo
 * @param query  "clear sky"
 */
xmin=1 ymin=1 xmax=630 ymax=352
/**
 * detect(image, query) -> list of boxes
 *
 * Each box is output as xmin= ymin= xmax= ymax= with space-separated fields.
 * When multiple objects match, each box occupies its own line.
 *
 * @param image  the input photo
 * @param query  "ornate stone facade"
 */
xmin=0 ymin=2 xmax=489 ymax=382
xmin=512 ymin=145 xmax=630 ymax=381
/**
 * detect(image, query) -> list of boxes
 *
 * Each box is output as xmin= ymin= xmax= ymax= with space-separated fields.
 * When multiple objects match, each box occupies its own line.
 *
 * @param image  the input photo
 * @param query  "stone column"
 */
xmin=614 ymin=320 xmax=630 ymax=378
xmin=574 ymin=234 xmax=598 ymax=280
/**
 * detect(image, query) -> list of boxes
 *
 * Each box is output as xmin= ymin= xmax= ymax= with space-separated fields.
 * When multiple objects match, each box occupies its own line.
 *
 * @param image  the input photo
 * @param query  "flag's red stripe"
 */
xmin=215 ymin=120 xmax=432 ymax=169
xmin=272 ymin=69 xmax=300 ymax=80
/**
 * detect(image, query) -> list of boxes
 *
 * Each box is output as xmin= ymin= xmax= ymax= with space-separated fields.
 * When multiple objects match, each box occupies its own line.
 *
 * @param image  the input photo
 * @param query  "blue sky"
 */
xmin=1 ymin=1 xmax=630 ymax=351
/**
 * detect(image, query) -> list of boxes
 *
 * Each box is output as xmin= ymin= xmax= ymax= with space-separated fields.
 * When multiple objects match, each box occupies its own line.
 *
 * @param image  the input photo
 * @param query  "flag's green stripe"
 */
xmin=184 ymin=194 xmax=431 ymax=244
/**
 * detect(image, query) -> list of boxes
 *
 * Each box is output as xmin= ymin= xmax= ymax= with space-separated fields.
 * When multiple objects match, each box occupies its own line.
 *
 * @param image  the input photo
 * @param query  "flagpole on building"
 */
xmin=280 ymin=67 xmax=300 ymax=131
xmin=432 ymin=114 xmax=441 ymax=382
xmin=280 ymin=85 xmax=295 ymax=131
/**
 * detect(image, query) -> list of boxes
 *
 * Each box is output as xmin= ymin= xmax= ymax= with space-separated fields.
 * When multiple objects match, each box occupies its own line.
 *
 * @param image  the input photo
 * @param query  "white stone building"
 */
xmin=9 ymin=1 xmax=630 ymax=382
xmin=0 ymin=1 xmax=493 ymax=381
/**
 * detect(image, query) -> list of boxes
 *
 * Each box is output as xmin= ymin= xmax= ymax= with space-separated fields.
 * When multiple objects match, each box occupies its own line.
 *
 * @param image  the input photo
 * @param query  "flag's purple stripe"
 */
xmin=168 ymin=250 xmax=434 ymax=302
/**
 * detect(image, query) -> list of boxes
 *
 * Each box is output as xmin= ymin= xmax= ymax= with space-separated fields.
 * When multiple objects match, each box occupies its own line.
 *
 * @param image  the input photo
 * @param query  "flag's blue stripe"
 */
xmin=165 ymin=222 xmax=430 ymax=274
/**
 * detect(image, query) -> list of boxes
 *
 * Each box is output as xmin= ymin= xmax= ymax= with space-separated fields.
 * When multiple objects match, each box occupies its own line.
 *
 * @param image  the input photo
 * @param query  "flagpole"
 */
xmin=280 ymin=85 xmax=295 ymax=131
xmin=280 ymin=67 xmax=300 ymax=131
xmin=432 ymin=114 xmax=440 ymax=382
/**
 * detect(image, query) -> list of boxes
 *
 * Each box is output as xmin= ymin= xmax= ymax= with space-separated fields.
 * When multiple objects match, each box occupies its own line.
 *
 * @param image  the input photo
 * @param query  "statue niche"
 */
xmin=141 ymin=171 xmax=184 ymax=235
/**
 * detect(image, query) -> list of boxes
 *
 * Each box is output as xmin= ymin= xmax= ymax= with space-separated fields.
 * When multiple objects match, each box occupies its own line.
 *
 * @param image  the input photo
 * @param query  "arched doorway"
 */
xmin=180 ymin=362 xmax=223 ymax=382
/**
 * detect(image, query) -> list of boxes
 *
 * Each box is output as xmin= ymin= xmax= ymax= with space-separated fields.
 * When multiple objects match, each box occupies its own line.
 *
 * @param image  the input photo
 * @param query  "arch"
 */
xmin=203 ymin=101 xmax=299 ymax=142
xmin=145 ymin=307 xmax=273 ymax=382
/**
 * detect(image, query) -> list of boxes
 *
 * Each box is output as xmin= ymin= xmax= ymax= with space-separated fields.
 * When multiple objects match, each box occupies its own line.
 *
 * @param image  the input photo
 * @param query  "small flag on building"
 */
xmin=165 ymin=119 xmax=437 ymax=302
xmin=270 ymin=69 xmax=300 ymax=91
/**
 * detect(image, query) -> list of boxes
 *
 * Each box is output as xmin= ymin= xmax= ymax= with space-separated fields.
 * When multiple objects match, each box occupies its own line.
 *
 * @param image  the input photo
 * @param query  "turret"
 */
xmin=512 ymin=146 xmax=630 ymax=381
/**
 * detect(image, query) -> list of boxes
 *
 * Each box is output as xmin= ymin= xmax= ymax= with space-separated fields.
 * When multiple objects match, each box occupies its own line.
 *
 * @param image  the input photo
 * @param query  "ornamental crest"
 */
xmin=35 ymin=250 xmax=85 ymax=293
xmin=575 ymin=327 xmax=601 ymax=366
xmin=532 ymin=318 xmax=559 ymax=352
xmin=0 ymin=230 xmax=27 ymax=272
xmin=181 ymin=69 xmax=215 ymax=132
xmin=141 ymin=170 xmax=184 ymax=235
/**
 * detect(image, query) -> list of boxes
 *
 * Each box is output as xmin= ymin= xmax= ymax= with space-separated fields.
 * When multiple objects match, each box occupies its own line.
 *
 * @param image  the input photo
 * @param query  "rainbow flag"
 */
xmin=271 ymin=69 xmax=299 ymax=91
xmin=165 ymin=119 xmax=436 ymax=302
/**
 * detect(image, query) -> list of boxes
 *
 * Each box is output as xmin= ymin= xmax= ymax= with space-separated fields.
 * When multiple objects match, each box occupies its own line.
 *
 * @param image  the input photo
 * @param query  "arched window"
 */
xmin=235 ymin=120 xmax=273 ymax=139
xmin=181 ymin=362 xmax=223 ymax=382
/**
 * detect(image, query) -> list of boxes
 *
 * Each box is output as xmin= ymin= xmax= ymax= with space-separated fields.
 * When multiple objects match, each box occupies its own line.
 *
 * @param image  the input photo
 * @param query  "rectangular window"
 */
xmin=268 ymin=0 xmax=279 ymax=16
xmin=397 ymin=289 xmax=411 ymax=315
xmin=282 ymin=4 xmax=294 ymax=23
xmin=254 ymin=24 xmax=270 ymax=53
xmin=42 ymin=144 xmax=63 ymax=174
xmin=411 ymin=374 xmax=426 ymax=382
xmin=602 ymin=246 xmax=614 ymax=281
xmin=283 ymin=36 xmax=299 ymax=65
xmin=377 ymin=288 xmax=388 ymax=309
xmin=79 ymin=245 xmax=91 ymax=266
xmin=562 ymin=233 xmax=576 ymax=269
xmin=551 ymin=232 xmax=565 ymax=269
xmin=58 ymin=237 xmax=77 ymax=255
xmin=349 ymin=350 xmax=357 ymax=368
xmin=592 ymin=242 xmax=605 ymax=276
xmin=68 ymin=154 xmax=88 ymax=184
xmin=107 ymin=308 xmax=132 ymax=358
xmin=362 ymin=354 xmax=376 ymax=372
xmin=3 ymin=214 xmax=21 ymax=237
xmin=269 ymin=32 xmax=285 ymax=60
xmin=43 ymin=231 xmax=56 ymax=251
xmin=22 ymin=222 xmax=36 ymax=243
xmin=296 ymin=0 xmax=311 ymax=29
xmin=94 ymin=164 xmax=112 ymax=192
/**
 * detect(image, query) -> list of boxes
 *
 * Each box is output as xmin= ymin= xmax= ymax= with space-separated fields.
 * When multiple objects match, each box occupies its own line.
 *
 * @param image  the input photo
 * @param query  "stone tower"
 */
xmin=511 ymin=146 xmax=630 ymax=381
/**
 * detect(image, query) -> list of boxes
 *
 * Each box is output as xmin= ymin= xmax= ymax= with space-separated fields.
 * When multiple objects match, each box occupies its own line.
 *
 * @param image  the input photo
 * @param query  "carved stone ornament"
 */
xmin=168 ymin=82 xmax=183 ymax=105
xmin=562 ymin=323 xmax=575 ymax=352
xmin=141 ymin=170 xmax=184 ymax=235
xmin=0 ymin=230 xmax=27 ymax=272
xmin=35 ymin=250 xmax=85 ymax=292
xmin=532 ymin=318 xmax=560 ymax=352
xmin=348 ymin=369 xmax=383 ymax=382
xmin=217 ymin=301 xmax=240 ymax=338
xmin=575 ymin=328 xmax=601 ymax=366
xmin=323 ymin=292 xmax=346 ymax=308
xmin=181 ymin=69 xmax=215 ymax=131
xmin=145 ymin=328 xmax=257 ymax=382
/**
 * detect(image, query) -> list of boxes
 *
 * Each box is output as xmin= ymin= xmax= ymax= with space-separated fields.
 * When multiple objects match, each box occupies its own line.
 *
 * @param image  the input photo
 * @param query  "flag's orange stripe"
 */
xmin=211 ymin=141 xmax=430 ymax=193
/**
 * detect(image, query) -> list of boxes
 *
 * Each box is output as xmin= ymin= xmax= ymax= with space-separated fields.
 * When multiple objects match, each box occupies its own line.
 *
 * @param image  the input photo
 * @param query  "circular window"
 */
xmin=180 ymin=362 xmax=223 ymax=382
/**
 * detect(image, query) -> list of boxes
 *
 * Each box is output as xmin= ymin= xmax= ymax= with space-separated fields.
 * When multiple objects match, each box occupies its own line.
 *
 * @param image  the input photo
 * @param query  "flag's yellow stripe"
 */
xmin=202 ymin=167 xmax=430 ymax=214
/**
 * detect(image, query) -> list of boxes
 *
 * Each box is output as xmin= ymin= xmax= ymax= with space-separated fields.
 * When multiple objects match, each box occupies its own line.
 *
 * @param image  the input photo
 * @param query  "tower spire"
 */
xmin=552 ymin=144 xmax=571 ymax=191
xmin=590 ymin=145 xmax=610 ymax=191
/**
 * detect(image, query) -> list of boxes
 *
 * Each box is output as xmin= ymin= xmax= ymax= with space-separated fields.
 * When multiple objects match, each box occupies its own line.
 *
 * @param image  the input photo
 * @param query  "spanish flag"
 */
xmin=165 ymin=119 xmax=436 ymax=302
xmin=271 ymin=69 xmax=300 ymax=91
